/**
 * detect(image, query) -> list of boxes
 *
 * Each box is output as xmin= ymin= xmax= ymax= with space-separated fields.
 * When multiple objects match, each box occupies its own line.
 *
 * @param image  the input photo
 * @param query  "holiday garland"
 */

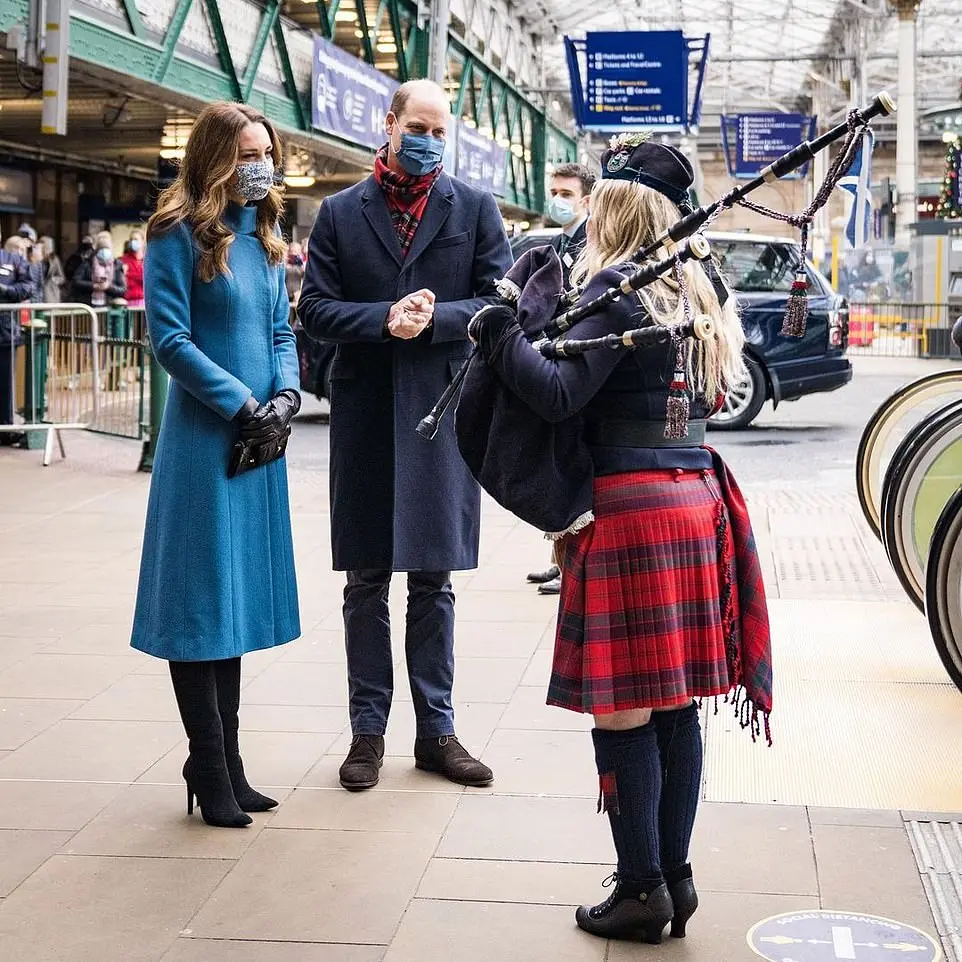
xmin=937 ymin=137 xmax=962 ymax=219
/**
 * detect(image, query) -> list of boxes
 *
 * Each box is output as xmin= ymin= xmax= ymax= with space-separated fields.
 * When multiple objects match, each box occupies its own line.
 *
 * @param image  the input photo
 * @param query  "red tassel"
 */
xmin=780 ymin=271 xmax=809 ymax=337
xmin=665 ymin=372 xmax=690 ymax=440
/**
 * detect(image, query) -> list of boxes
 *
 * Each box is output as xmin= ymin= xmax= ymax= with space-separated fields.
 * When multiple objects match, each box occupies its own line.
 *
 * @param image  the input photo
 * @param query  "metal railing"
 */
xmin=1 ymin=303 xmax=101 ymax=465
xmin=87 ymin=307 xmax=148 ymax=441
xmin=846 ymin=302 xmax=960 ymax=359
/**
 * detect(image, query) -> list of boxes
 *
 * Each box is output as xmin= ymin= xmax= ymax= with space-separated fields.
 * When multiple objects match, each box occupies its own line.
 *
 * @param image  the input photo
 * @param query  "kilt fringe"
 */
xmin=597 ymin=771 xmax=620 ymax=815
xmin=712 ymin=490 xmax=772 ymax=745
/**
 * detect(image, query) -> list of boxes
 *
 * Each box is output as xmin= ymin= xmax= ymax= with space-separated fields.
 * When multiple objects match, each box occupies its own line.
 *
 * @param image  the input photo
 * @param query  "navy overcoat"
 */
xmin=298 ymin=172 xmax=512 ymax=572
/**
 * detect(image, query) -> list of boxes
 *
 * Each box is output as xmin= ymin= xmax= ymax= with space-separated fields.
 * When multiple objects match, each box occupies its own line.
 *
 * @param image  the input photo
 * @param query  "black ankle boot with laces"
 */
xmin=575 ymin=872 xmax=673 ymax=943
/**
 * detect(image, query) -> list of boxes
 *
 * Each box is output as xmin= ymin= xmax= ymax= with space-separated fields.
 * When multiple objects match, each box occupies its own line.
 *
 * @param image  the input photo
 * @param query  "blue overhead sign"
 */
xmin=456 ymin=123 xmax=508 ymax=198
xmin=311 ymin=36 xmax=397 ymax=151
xmin=725 ymin=113 xmax=814 ymax=178
xmin=583 ymin=31 xmax=688 ymax=129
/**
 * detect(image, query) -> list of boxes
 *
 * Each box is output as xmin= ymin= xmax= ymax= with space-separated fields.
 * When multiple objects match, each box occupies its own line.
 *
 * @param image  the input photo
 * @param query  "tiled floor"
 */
xmin=0 ymin=425 xmax=958 ymax=961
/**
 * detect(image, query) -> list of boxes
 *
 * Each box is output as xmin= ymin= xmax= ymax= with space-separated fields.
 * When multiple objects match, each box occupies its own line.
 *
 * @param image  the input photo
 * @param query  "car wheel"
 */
xmin=709 ymin=356 xmax=766 ymax=431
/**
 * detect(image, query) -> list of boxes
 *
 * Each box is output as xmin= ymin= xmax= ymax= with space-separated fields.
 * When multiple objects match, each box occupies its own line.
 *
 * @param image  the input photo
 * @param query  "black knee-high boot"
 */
xmin=168 ymin=661 xmax=252 ymax=828
xmin=213 ymin=657 xmax=277 ymax=812
xmin=575 ymin=723 xmax=673 ymax=943
xmin=654 ymin=703 xmax=702 ymax=937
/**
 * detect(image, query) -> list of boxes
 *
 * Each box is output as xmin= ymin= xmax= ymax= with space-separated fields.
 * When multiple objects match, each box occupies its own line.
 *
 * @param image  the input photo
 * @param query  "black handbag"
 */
xmin=227 ymin=426 xmax=291 ymax=479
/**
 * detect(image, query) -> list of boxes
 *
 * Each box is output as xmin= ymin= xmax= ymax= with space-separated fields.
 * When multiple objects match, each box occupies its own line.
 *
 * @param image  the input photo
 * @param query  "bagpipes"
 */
xmin=416 ymin=92 xmax=895 ymax=535
xmin=417 ymin=90 xmax=896 ymax=446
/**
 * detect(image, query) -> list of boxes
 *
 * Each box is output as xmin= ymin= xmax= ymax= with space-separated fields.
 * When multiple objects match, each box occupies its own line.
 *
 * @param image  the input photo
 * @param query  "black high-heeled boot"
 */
xmin=575 ymin=873 xmax=673 ymax=943
xmin=665 ymin=863 xmax=698 ymax=938
xmin=169 ymin=661 xmax=252 ymax=829
xmin=654 ymin=704 xmax=703 ymax=937
xmin=214 ymin=657 xmax=277 ymax=812
xmin=580 ymin=724 xmax=669 ymax=942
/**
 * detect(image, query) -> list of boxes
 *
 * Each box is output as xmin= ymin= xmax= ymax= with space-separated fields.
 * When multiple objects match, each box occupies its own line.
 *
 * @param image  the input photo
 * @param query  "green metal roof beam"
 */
xmin=315 ymin=0 xmax=334 ymax=40
xmin=273 ymin=17 xmax=309 ymax=129
xmin=354 ymin=0 xmax=375 ymax=65
xmin=204 ymin=0 xmax=242 ymax=101
xmin=242 ymin=0 xmax=282 ymax=102
xmin=119 ymin=0 xmax=147 ymax=40
xmin=386 ymin=0 xmax=408 ymax=82
xmin=154 ymin=0 xmax=193 ymax=84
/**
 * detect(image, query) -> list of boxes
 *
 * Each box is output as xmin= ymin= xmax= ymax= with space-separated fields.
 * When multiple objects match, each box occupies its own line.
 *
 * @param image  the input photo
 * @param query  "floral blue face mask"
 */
xmin=235 ymin=158 xmax=274 ymax=202
xmin=392 ymin=130 xmax=445 ymax=177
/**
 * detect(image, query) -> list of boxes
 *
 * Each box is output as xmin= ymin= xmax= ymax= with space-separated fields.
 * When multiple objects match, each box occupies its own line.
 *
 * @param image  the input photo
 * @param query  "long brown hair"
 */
xmin=147 ymin=102 xmax=286 ymax=282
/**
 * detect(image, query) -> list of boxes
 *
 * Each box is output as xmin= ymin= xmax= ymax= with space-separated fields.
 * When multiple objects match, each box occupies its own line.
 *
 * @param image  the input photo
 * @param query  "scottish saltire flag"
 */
xmin=839 ymin=127 xmax=875 ymax=248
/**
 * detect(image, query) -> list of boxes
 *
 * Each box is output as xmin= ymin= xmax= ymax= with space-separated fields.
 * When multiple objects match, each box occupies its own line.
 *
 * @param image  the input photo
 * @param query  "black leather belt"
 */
xmin=586 ymin=419 xmax=707 ymax=448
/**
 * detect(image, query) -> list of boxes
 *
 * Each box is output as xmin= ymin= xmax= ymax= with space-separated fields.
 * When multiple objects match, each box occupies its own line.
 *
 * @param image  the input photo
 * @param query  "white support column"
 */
xmin=811 ymin=86 xmax=830 ymax=269
xmin=892 ymin=0 xmax=920 ymax=246
xmin=428 ymin=0 xmax=450 ymax=86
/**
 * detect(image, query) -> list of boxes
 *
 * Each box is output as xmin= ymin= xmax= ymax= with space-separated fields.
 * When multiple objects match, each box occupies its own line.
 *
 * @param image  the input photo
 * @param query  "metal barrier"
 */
xmin=2 ymin=303 xmax=101 ymax=465
xmin=846 ymin=302 xmax=956 ymax=358
xmin=87 ymin=307 xmax=148 ymax=441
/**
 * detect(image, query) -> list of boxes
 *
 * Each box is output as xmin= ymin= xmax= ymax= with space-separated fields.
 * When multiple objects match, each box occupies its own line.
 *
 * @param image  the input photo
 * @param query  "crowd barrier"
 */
xmin=2 ymin=303 xmax=102 ymax=465
xmin=0 ymin=303 xmax=162 ymax=467
xmin=846 ymin=302 xmax=958 ymax=358
xmin=857 ymin=373 xmax=962 ymax=693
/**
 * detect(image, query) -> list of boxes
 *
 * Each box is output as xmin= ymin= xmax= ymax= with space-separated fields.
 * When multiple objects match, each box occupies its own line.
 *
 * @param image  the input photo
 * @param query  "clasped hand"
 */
xmin=238 ymin=390 xmax=301 ymax=446
xmin=387 ymin=289 xmax=435 ymax=339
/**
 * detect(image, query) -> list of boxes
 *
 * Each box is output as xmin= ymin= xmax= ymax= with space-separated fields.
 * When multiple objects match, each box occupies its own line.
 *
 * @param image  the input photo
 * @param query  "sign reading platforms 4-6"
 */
xmin=748 ymin=911 xmax=941 ymax=962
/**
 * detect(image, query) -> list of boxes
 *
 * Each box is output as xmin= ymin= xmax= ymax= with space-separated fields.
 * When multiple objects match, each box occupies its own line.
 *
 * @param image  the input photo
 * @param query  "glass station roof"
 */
xmin=523 ymin=0 xmax=962 ymax=142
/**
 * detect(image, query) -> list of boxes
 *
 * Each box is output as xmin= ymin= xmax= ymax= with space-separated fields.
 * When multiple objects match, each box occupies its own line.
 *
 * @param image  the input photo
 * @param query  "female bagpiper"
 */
xmin=470 ymin=137 xmax=773 ymax=942
xmin=132 ymin=102 xmax=301 ymax=828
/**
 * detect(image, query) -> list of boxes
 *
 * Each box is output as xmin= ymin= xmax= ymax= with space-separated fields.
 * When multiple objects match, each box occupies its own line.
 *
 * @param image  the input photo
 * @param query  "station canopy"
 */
xmin=521 ymin=0 xmax=962 ymax=144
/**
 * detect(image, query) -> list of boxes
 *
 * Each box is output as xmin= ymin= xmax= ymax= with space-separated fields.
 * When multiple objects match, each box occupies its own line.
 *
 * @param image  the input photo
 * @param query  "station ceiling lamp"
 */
xmin=160 ymin=117 xmax=192 ymax=160
xmin=284 ymin=149 xmax=316 ymax=189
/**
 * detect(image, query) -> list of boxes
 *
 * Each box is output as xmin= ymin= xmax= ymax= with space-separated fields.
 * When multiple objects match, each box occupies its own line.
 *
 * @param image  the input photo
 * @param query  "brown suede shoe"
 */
xmin=414 ymin=735 xmax=493 ymax=786
xmin=339 ymin=734 xmax=384 ymax=791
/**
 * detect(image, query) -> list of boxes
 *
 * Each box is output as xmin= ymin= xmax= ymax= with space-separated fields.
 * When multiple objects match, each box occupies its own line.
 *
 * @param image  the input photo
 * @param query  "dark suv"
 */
xmin=508 ymin=228 xmax=851 ymax=430
xmin=707 ymin=231 xmax=851 ymax=429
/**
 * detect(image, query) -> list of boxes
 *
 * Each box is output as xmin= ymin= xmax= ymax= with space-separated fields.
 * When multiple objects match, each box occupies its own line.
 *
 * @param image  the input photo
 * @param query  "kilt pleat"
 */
xmin=547 ymin=468 xmax=739 ymax=714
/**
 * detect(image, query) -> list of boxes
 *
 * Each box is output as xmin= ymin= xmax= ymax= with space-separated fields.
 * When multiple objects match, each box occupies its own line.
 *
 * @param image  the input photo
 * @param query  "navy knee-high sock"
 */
xmin=590 ymin=723 xmax=662 ymax=885
xmin=653 ymin=703 xmax=703 ymax=875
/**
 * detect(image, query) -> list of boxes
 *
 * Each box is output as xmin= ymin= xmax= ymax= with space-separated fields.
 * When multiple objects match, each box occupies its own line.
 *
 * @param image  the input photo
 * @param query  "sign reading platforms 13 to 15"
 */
xmin=748 ymin=910 xmax=941 ymax=962
xmin=584 ymin=30 xmax=688 ymax=129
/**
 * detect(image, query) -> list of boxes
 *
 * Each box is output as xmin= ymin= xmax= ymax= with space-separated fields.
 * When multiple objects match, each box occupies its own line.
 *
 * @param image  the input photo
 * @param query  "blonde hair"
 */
xmin=147 ymin=102 xmax=286 ymax=283
xmin=94 ymin=231 xmax=113 ymax=250
xmin=571 ymin=180 xmax=746 ymax=400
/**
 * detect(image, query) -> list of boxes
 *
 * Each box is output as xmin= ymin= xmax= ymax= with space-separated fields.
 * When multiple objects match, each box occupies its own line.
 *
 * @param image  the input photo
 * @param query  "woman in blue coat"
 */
xmin=131 ymin=102 xmax=301 ymax=828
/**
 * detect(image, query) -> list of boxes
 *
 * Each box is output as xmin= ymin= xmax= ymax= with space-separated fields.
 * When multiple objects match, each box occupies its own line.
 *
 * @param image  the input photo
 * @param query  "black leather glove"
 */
xmin=238 ymin=389 xmax=301 ymax=445
xmin=468 ymin=305 xmax=518 ymax=361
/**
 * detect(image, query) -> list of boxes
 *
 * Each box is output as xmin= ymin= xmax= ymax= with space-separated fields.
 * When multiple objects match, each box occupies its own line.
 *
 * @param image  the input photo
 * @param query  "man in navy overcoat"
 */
xmin=298 ymin=79 xmax=512 ymax=791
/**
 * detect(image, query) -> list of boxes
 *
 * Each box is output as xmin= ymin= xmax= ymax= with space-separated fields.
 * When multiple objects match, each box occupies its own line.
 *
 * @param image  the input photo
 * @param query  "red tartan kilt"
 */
xmin=547 ymin=468 xmax=740 ymax=714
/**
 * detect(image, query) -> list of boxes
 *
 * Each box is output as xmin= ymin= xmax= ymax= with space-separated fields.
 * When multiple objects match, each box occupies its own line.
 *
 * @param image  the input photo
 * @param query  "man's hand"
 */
xmin=387 ymin=289 xmax=436 ymax=339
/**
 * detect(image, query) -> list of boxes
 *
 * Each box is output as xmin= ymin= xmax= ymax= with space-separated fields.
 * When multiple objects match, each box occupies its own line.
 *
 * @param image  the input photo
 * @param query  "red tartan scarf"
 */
xmin=707 ymin=447 xmax=774 ymax=745
xmin=373 ymin=146 xmax=442 ymax=257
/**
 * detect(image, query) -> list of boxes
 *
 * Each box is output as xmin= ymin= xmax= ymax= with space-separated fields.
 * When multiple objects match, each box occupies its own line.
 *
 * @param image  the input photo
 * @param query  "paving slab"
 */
xmin=187 ymin=828 xmax=437 ymax=945
xmin=0 ymin=854 xmax=230 ymax=962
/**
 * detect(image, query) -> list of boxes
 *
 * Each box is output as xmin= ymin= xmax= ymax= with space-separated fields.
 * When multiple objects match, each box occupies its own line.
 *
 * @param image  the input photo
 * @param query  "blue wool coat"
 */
xmin=298 ymin=172 xmax=512 ymax=572
xmin=131 ymin=203 xmax=301 ymax=661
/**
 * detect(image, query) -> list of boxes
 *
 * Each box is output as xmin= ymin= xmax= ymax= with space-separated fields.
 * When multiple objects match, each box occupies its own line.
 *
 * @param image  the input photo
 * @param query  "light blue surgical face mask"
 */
xmin=96 ymin=248 xmax=112 ymax=264
xmin=130 ymin=239 xmax=143 ymax=253
xmin=547 ymin=195 xmax=577 ymax=227
xmin=392 ymin=129 xmax=445 ymax=177
xmin=235 ymin=158 xmax=274 ymax=202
